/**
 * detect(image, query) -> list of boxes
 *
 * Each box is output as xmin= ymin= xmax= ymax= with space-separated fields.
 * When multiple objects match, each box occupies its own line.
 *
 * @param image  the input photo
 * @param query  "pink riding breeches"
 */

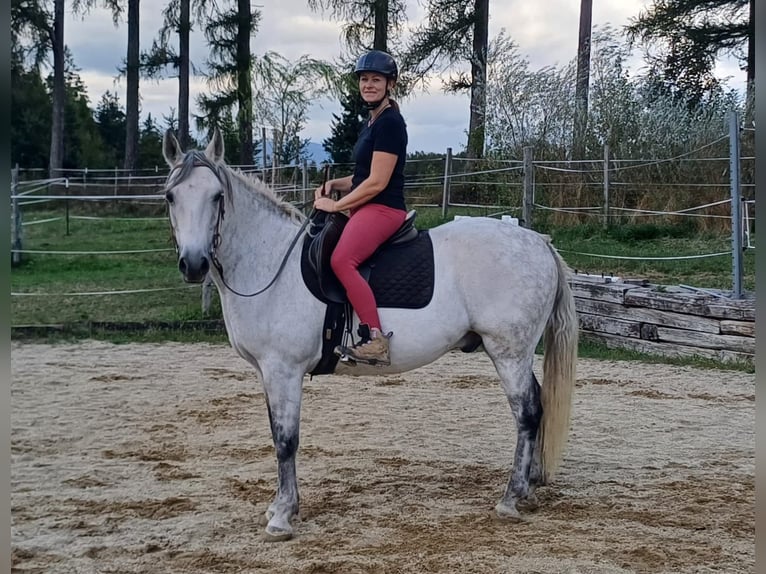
xmin=330 ymin=202 xmax=407 ymax=330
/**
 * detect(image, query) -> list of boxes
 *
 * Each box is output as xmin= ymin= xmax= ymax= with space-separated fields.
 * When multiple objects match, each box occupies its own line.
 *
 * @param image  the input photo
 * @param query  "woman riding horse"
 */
xmin=313 ymin=50 xmax=408 ymax=366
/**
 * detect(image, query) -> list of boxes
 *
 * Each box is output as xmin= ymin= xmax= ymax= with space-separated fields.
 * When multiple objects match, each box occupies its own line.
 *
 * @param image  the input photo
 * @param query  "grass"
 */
xmin=12 ymin=211 xmax=219 ymax=324
xmin=11 ymin=205 xmax=755 ymax=372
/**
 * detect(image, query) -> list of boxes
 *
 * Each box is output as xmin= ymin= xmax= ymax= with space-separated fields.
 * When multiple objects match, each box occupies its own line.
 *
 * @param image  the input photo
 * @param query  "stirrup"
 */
xmin=334 ymin=324 xmax=392 ymax=366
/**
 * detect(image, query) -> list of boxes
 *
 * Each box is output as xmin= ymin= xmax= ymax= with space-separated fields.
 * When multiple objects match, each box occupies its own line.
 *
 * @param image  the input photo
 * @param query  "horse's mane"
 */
xmin=167 ymin=150 xmax=305 ymax=224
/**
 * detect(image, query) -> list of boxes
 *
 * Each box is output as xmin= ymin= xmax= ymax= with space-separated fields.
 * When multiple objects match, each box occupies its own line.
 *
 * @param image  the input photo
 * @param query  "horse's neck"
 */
xmin=214 ymin=182 xmax=302 ymax=283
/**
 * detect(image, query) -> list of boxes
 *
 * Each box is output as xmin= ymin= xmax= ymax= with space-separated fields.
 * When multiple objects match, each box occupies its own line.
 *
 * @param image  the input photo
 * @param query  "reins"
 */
xmin=168 ymin=160 xmax=329 ymax=298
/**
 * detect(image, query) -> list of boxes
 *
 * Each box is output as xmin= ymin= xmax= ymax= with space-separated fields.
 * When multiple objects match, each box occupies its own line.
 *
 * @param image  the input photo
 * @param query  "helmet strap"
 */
xmin=363 ymin=98 xmax=385 ymax=111
xmin=363 ymin=91 xmax=390 ymax=111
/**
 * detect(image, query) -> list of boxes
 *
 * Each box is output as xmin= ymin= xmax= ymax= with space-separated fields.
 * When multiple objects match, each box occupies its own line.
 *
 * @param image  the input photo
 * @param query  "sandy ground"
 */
xmin=11 ymin=340 xmax=755 ymax=574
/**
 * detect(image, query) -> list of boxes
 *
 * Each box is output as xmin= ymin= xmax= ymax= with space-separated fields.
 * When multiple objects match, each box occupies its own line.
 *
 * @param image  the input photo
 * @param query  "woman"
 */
xmin=313 ymin=50 xmax=408 ymax=366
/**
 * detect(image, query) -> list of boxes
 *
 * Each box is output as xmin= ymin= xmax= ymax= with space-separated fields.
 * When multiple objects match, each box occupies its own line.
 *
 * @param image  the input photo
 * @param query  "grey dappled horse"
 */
xmin=162 ymin=128 xmax=579 ymax=541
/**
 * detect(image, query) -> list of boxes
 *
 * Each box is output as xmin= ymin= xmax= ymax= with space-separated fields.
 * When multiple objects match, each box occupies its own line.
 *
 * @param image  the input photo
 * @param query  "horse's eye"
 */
xmin=165 ymin=190 xmax=175 ymax=204
xmin=214 ymin=191 xmax=223 ymax=203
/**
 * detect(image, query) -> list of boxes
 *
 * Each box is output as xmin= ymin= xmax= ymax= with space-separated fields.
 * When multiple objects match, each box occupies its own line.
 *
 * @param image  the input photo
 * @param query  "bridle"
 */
xmin=165 ymin=157 xmax=326 ymax=298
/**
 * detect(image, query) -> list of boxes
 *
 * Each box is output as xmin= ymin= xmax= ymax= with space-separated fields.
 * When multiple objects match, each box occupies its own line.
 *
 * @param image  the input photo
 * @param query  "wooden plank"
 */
xmin=581 ymin=331 xmax=754 ymax=367
xmin=578 ymin=312 xmax=644 ymax=338
xmin=569 ymin=280 xmax=642 ymax=304
xmin=624 ymin=290 xmax=755 ymax=320
xmin=623 ymin=290 xmax=714 ymax=317
xmin=574 ymin=297 xmax=721 ymax=334
xmin=655 ymin=326 xmax=755 ymax=354
xmin=720 ymin=320 xmax=755 ymax=337
xmin=706 ymin=303 xmax=755 ymax=321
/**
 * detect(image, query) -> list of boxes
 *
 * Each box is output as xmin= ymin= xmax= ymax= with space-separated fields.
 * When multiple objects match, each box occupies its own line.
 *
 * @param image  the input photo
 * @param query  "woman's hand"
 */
xmin=314 ymin=196 xmax=338 ymax=213
xmin=314 ymin=182 xmax=330 ymax=200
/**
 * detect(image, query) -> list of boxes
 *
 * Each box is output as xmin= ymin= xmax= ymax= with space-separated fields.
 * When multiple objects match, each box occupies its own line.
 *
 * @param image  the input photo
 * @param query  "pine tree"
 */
xmin=323 ymin=86 xmax=365 ymax=166
xmin=626 ymin=0 xmax=753 ymax=110
xmin=95 ymin=91 xmax=127 ymax=167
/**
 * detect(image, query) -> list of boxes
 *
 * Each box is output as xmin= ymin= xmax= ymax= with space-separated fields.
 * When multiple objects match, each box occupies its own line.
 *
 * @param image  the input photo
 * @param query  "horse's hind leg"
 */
xmin=488 ymin=354 xmax=542 ymax=520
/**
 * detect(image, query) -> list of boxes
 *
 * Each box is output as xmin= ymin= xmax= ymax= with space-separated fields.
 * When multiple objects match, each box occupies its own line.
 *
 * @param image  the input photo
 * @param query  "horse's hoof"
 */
xmin=494 ymin=502 xmax=524 ymax=522
xmin=263 ymin=525 xmax=293 ymax=542
xmin=517 ymin=494 xmax=539 ymax=511
xmin=257 ymin=510 xmax=273 ymax=527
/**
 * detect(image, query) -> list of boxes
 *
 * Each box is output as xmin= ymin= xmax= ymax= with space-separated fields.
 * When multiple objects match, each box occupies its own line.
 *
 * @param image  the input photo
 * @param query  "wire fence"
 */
xmin=11 ymin=112 xmax=755 ymax=304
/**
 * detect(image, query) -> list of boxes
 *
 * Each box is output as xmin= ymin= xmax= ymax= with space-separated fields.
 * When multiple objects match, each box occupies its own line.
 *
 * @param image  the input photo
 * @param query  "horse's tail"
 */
xmin=538 ymin=242 xmax=578 ymax=484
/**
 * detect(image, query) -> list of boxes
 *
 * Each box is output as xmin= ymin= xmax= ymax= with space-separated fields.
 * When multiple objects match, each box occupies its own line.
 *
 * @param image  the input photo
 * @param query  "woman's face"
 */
xmin=358 ymin=72 xmax=391 ymax=103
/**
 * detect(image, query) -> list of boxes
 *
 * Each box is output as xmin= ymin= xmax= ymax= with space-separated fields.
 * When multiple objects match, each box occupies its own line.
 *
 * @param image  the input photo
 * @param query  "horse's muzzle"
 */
xmin=178 ymin=254 xmax=210 ymax=283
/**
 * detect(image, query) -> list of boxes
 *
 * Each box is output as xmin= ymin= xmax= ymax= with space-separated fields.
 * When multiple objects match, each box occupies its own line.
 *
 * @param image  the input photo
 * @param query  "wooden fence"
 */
xmin=571 ymin=275 xmax=755 ymax=367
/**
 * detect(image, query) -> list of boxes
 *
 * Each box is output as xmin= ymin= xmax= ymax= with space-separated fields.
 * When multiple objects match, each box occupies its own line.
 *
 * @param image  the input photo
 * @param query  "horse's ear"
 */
xmin=205 ymin=127 xmax=225 ymax=163
xmin=163 ymin=129 xmax=183 ymax=167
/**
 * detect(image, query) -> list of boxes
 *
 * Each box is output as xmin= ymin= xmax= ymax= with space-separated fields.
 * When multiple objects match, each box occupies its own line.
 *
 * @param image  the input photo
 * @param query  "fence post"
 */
xmin=201 ymin=273 xmax=214 ymax=316
xmin=301 ymin=158 xmax=308 ymax=213
xmin=11 ymin=163 xmax=22 ymax=267
xmin=441 ymin=147 xmax=452 ymax=219
xmin=271 ymin=128 xmax=279 ymax=187
xmin=114 ymin=166 xmax=118 ymax=195
xmin=522 ymin=146 xmax=534 ymax=228
xmin=65 ymin=177 xmax=70 ymax=236
xmin=603 ymin=143 xmax=610 ymax=229
xmin=261 ymin=127 xmax=268 ymax=182
xmin=728 ymin=110 xmax=743 ymax=299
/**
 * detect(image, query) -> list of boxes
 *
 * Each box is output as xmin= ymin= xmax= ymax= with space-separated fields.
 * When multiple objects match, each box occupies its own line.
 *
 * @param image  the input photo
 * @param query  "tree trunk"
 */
xmin=178 ymin=0 xmax=191 ymax=148
xmin=237 ymin=0 xmax=254 ymax=165
xmin=467 ymin=0 xmax=488 ymax=160
xmin=373 ymin=0 xmax=388 ymax=52
xmin=572 ymin=0 xmax=592 ymax=160
xmin=745 ymin=0 xmax=754 ymax=124
xmin=124 ymin=0 xmax=140 ymax=173
xmin=49 ymin=0 xmax=65 ymax=179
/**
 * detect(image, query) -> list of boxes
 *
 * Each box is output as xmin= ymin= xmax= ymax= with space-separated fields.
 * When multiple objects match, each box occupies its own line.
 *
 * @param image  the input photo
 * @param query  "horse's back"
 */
xmin=431 ymin=217 xmax=558 ymax=285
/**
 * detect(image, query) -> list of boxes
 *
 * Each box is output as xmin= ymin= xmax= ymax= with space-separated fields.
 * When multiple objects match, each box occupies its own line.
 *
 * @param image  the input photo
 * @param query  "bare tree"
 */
xmin=12 ymin=0 xmax=67 ymax=178
xmin=252 ymin=52 xmax=339 ymax=165
xmin=72 ymin=0 xmax=141 ymax=172
xmin=123 ymin=0 xmax=139 ymax=172
xmin=572 ymin=0 xmax=592 ymax=160
xmin=197 ymin=0 xmax=259 ymax=165
xmin=404 ymin=0 xmax=489 ymax=158
xmin=50 ymin=0 xmax=65 ymax=178
xmin=307 ymin=0 xmax=407 ymax=55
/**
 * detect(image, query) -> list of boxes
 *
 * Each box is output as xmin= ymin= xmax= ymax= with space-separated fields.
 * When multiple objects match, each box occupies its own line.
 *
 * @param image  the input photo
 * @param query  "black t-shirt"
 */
xmin=350 ymin=107 xmax=407 ymax=211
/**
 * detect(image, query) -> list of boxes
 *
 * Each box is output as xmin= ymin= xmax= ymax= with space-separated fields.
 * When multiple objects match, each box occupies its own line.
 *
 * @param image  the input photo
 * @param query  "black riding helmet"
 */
xmin=354 ymin=51 xmax=398 ymax=110
xmin=354 ymin=50 xmax=398 ymax=80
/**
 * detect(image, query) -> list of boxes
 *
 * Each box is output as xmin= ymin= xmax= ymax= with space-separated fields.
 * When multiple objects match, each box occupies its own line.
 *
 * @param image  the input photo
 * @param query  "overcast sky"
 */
xmin=63 ymin=0 xmax=745 ymax=154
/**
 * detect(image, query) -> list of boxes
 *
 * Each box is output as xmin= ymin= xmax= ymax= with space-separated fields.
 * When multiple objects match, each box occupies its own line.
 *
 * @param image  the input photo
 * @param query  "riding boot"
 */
xmin=337 ymin=324 xmax=391 ymax=366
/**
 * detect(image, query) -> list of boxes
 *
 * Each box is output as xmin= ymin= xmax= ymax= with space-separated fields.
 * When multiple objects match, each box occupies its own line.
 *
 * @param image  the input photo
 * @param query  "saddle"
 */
xmin=300 ymin=209 xmax=435 ymax=376
xmin=300 ymin=209 xmax=434 ymax=308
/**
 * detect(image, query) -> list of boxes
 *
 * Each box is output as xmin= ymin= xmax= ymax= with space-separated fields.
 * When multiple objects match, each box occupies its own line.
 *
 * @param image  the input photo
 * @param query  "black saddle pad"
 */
xmin=300 ymin=214 xmax=435 ymax=309
xmin=366 ymin=231 xmax=434 ymax=308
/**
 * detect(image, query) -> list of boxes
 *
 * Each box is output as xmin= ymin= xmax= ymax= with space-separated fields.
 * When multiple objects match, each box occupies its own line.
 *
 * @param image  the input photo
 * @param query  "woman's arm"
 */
xmin=314 ymin=175 xmax=353 ymax=200
xmin=332 ymin=151 xmax=397 ymax=212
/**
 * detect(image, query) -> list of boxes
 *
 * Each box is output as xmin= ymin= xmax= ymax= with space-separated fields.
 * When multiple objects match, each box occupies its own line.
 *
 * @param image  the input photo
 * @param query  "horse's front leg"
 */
xmin=258 ymin=366 xmax=304 ymax=541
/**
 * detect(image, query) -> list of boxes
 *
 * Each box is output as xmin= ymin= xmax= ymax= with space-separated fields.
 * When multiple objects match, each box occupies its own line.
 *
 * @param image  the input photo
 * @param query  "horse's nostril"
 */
xmin=178 ymin=257 xmax=188 ymax=274
xmin=200 ymin=257 xmax=210 ymax=275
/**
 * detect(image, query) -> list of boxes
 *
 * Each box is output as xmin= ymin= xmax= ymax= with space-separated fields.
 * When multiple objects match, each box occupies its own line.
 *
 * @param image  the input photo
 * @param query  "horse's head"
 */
xmin=163 ymin=128 xmax=227 ymax=283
